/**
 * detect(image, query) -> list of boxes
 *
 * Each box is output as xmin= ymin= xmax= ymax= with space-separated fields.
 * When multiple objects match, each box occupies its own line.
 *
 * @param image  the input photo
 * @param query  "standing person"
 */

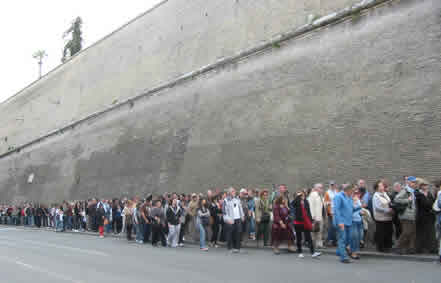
xmin=223 ymin=187 xmax=245 ymax=253
xmin=247 ymin=189 xmax=256 ymax=241
xmin=350 ymin=193 xmax=363 ymax=259
xmin=141 ymin=199 xmax=152 ymax=243
xmin=166 ymin=198 xmax=182 ymax=248
xmin=96 ymin=200 xmax=106 ymax=238
xmin=209 ymin=196 xmax=222 ymax=248
xmin=415 ymin=179 xmax=437 ymax=254
xmin=123 ymin=201 xmax=134 ymax=241
xmin=178 ymin=194 xmax=187 ymax=247
xmin=373 ymin=180 xmax=394 ymax=252
xmin=333 ymin=184 xmax=355 ymax=263
xmin=433 ymin=179 xmax=441 ymax=263
xmin=292 ymin=192 xmax=322 ymax=258
xmin=272 ymin=196 xmax=295 ymax=255
xmin=35 ymin=204 xmax=42 ymax=228
xmin=389 ymin=182 xmax=403 ymax=239
xmin=394 ymin=176 xmax=418 ymax=254
xmin=112 ymin=200 xmax=123 ymax=234
xmin=55 ymin=206 xmax=64 ymax=232
xmin=324 ymin=181 xmax=339 ymax=246
xmin=308 ymin=183 xmax=325 ymax=249
xmin=196 ymin=198 xmax=210 ymax=251
xmin=255 ymin=189 xmax=271 ymax=247
xmin=151 ymin=200 xmax=167 ymax=247
xmin=134 ymin=202 xmax=144 ymax=244
xmin=188 ymin=193 xmax=199 ymax=241
xmin=358 ymin=179 xmax=370 ymax=209
xmin=239 ymin=189 xmax=250 ymax=244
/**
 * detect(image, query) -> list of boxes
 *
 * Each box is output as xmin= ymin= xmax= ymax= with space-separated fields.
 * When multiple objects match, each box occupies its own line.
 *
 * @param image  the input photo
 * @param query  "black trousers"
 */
xmin=35 ymin=216 xmax=41 ymax=228
xmin=179 ymin=221 xmax=186 ymax=244
xmin=211 ymin=221 xmax=219 ymax=244
xmin=152 ymin=224 xmax=166 ymax=246
xmin=392 ymin=214 xmax=401 ymax=239
xmin=143 ymin=223 xmax=151 ymax=242
xmin=375 ymin=221 xmax=393 ymax=252
xmin=225 ymin=219 xmax=242 ymax=250
xmin=294 ymin=224 xmax=314 ymax=254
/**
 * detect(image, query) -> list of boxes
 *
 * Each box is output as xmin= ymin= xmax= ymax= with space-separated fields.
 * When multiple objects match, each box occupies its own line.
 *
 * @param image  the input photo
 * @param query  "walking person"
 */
xmin=291 ymin=192 xmax=321 ymax=258
xmin=166 ymin=198 xmax=182 ymax=248
xmin=333 ymin=184 xmax=355 ymax=263
xmin=196 ymin=198 xmax=210 ymax=251
xmin=223 ymin=187 xmax=245 ymax=253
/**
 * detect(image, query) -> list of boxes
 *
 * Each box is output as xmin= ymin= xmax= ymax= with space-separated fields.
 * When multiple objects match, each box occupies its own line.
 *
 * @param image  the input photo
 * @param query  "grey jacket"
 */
xmin=223 ymin=197 xmax=244 ymax=223
xmin=394 ymin=186 xmax=416 ymax=221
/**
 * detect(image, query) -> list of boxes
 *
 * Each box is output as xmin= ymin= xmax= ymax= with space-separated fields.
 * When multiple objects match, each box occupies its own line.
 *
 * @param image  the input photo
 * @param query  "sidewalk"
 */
xmin=2 ymin=225 xmax=437 ymax=263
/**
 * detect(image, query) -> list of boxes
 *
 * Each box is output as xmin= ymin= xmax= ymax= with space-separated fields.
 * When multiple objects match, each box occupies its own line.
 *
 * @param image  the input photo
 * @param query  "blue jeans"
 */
xmin=351 ymin=221 xmax=362 ymax=253
xmin=327 ymin=216 xmax=337 ymax=243
xmin=136 ymin=223 xmax=144 ymax=242
xmin=199 ymin=223 xmax=206 ymax=248
xmin=66 ymin=216 xmax=73 ymax=230
xmin=249 ymin=216 xmax=256 ymax=235
xmin=337 ymin=225 xmax=352 ymax=261
xmin=56 ymin=220 xmax=64 ymax=232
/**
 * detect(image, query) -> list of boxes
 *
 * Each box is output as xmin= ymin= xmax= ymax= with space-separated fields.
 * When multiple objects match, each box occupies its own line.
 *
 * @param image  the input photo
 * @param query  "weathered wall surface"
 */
xmin=0 ymin=0 xmax=361 ymax=155
xmin=0 ymin=0 xmax=440 ymax=202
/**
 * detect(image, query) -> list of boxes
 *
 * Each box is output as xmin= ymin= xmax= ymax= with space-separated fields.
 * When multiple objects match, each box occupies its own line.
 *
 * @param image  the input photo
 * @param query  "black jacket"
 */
xmin=166 ymin=206 xmax=182 ymax=226
xmin=415 ymin=190 xmax=435 ymax=224
xmin=290 ymin=196 xmax=313 ymax=223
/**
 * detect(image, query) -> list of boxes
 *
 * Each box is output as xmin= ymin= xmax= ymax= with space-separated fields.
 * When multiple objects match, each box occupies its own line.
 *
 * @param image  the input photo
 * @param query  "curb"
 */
xmin=2 ymin=225 xmax=437 ymax=263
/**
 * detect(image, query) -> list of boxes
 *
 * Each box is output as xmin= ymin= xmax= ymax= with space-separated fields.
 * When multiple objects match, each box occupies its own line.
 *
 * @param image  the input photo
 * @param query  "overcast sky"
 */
xmin=0 ymin=0 xmax=162 ymax=103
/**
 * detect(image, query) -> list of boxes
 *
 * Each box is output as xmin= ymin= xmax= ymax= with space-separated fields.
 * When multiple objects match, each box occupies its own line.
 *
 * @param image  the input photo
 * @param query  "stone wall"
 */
xmin=0 ymin=0 xmax=361 ymax=155
xmin=0 ymin=0 xmax=440 ymax=202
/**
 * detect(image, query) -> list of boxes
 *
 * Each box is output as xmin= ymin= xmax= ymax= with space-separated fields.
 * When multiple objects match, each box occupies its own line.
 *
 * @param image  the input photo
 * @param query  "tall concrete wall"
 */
xmin=0 ymin=0 xmax=440 ymax=202
xmin=0 ymin=0 xmax=361 ymax=155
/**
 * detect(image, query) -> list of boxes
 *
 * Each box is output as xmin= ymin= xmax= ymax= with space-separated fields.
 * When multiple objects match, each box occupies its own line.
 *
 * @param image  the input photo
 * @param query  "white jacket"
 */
xmin=307 ymin=191 xmax=324 ymax=222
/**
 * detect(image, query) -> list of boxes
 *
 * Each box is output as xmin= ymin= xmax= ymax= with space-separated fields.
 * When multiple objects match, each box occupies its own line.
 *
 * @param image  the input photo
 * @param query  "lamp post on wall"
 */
xmin=32 ymin=50 xmax=47 ymax=79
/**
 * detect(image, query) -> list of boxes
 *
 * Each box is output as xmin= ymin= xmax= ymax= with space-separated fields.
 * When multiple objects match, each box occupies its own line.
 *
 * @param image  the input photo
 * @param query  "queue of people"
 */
xmin=0 ymin=176 xmax=440 ymax=264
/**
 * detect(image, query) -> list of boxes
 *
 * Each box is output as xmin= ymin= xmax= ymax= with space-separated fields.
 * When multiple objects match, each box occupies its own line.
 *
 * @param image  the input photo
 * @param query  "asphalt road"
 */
xmin=0 ymin=226 xmax=438 ymax=283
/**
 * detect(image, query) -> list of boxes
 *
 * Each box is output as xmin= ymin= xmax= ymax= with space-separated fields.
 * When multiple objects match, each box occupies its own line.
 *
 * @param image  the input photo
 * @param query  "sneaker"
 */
xmin=201 ymin=247 xmax=209 ymax=251
xmin=341 ymin=258 xmax=352 ymax=264
xmin=312 ymin=252 xmax=321 ymax=258
xmin=178 ymin=243 xmax=184 ymax=247
xmin=99 ymin=235 xmax=104 ymax=239
xmin=232 ymin=249 xmax=240 ymax=253
xmin=298 ymin=253 xmax=304 ymax=258
xmin=273 ymin=248 xmax=280 ymax=255
xmin=214 ymin=244 xmax=219 ymax=248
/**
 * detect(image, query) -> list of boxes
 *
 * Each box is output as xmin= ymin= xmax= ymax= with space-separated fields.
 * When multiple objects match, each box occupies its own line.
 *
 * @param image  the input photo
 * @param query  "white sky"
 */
xmin=0 ymin=0 xmax=162 ymax=103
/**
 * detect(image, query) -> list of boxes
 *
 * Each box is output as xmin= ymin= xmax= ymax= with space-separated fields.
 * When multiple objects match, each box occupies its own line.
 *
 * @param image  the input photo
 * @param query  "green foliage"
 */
xmin=272 ymin=42 xmax=281 ymax=49
xmin=62 ymin=17 xmax=83 ymax=62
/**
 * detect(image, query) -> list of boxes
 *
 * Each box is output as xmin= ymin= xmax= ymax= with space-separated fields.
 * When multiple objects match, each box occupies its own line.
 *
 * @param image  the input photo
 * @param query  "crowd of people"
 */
xmin=1 ymin=175 xmax=440 ymax=264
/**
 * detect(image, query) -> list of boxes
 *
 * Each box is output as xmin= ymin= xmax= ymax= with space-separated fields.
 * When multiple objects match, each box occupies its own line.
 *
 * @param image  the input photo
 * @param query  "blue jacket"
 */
xmin=333 ymin=192 xmax=353 ymax=226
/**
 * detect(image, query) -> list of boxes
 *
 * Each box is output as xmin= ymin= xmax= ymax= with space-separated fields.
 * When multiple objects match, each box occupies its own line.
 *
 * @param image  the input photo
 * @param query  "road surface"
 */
xmin=0 ymin=226 xmax=438 ymax=283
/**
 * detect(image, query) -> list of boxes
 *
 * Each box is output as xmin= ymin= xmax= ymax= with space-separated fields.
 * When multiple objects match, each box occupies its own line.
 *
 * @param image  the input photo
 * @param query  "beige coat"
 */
xmin=307 ymin=191 xmax=324 ymax=222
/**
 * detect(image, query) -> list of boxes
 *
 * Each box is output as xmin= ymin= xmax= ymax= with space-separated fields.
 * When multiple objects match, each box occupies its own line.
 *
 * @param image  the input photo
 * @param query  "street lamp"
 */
xmin=32 ymin=50 xmax=48 ymax=79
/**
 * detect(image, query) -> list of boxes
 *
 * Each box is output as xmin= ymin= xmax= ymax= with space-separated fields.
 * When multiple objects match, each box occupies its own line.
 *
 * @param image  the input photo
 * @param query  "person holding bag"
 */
xmin=256 ymin=189 xmax=271 ymax=247
xmin=291 ymin=191 xmax=321 ymax=258
xmin=272 ymin=196 xmax=295 ymax=254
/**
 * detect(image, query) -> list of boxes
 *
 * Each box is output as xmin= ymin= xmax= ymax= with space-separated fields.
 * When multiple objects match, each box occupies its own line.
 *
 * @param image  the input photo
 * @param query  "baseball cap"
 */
xmin=239 ymin=188 xmax=248 ymax=194
xmin=407 ymin=176 xmax=417 ymax=182
xmin=329 ymin=180 xmax=336 ymax=185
